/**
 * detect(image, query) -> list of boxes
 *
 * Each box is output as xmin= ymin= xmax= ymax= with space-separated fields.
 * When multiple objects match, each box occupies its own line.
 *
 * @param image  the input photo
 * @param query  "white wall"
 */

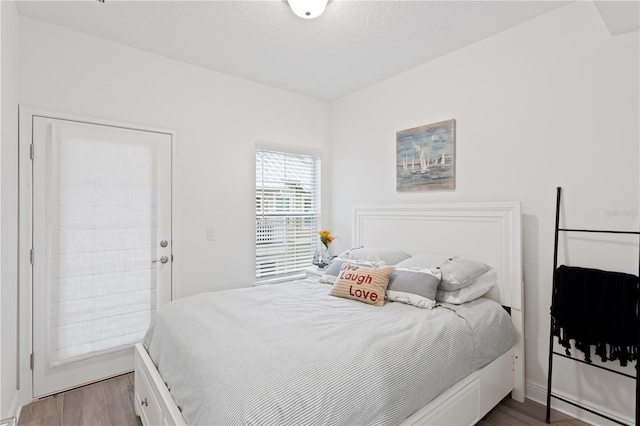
xmin=19 ymin=17 xmax=329 ymax=300
xmin=10 ymin=1 xmax=640 ymax=423
xmin=328 ymin=2 xmax=639 ymax=424
xmin=1 ymin=0 xmax=21 ymax=419
xmin=17 ymin=13 xmax=329 ymax=405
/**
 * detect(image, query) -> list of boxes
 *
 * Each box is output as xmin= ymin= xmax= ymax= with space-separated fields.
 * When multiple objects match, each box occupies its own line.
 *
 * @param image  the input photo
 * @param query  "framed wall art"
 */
xmin=396 ymin=119 xmax=455 ymax=191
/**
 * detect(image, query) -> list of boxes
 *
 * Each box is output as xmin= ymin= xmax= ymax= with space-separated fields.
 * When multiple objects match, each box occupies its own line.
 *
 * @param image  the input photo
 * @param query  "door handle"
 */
xmin=152 ymin=256 xmax=169 ymax=264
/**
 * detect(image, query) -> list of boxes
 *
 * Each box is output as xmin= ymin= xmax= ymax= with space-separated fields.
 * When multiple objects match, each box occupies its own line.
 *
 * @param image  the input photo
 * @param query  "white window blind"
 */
xmin=256 ymin=148 xmax=320 ymax=280
xmin=49 ymin=128 xmax=161 ymax=366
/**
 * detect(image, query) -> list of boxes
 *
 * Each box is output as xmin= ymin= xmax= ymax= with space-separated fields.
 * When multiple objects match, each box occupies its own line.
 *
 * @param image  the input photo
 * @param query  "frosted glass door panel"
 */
xmin=32 ymin=117 xmax=172 ymax=397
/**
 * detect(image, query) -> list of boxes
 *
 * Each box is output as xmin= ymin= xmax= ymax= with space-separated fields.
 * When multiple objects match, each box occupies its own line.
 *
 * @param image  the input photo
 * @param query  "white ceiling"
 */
xmin=15 ymin=1 xmax=581 ymax=101
xmin=594 ymin=0 xmax=640 ymax=35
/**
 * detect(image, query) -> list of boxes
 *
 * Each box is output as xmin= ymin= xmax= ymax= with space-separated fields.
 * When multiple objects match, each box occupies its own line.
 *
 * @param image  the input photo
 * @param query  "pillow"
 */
xmin=396 ymin=254 xmax=492 ymax=291
xmin=319 ymin=274 xmax=338 ymax=285
xmin=319 ymin=258 xmax=385 ymax=284
xmin=395 ymin=253 xmax=450 ymax=269
xmin=330 ymin=263 xmax=395 ymax=306
xmin=436 ymin=272 xmax=496 ymax=304
xmin=436 ymin=256 xmax=492 ymax=291
xmin=386 ymin=268 xmax=442 ymax=309
xmin=337 ymin=247 xmax=411 ymax=266
xmin=324 ymin=259 xmax=346 ymax=276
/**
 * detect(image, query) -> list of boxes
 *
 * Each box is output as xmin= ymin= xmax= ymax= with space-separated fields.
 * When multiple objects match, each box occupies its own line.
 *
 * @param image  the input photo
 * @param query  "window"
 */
xmin=256 ymin=147 xmax=320 ymax=281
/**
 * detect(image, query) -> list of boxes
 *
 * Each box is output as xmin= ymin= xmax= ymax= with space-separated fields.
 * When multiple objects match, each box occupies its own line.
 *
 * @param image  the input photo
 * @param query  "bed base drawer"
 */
xmin=401 ymin=349 xmax=515 ymax=426
xmin=409 ymin=378 xmax=481 ymax=426
xmin=135 ymin=357 xmax=163 ymax=426
xmin=134 ymin=343 xmax=186 ymax=426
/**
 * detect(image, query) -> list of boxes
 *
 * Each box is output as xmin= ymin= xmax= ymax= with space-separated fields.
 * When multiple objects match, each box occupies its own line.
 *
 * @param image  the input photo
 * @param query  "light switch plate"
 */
xmin=206 ymin=227 xmax=216 ymax=241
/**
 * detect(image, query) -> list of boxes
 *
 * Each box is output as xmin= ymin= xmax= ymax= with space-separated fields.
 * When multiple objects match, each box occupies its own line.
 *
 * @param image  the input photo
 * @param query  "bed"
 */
xmin=134 ymin=202 xmax=525 ymax=425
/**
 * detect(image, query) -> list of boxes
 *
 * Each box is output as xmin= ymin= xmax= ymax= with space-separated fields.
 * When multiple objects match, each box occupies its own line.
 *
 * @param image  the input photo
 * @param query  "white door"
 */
xmin=31 ymin=116 xmax=172 ymax=397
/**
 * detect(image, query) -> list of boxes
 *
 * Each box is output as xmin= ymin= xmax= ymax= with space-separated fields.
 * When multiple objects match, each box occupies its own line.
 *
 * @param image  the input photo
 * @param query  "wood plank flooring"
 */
xmin=19 ymin=373 xmax=590 ymax=425
xmin=480 ymin=396 xmax=591 ymax=426
xmin=18 ymin=373 xmax=141 ymax=426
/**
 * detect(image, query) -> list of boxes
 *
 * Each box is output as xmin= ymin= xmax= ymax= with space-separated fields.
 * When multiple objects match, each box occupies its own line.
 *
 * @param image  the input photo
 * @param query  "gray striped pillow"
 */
xmin=386 ymin=268 xmax=442 ymax=309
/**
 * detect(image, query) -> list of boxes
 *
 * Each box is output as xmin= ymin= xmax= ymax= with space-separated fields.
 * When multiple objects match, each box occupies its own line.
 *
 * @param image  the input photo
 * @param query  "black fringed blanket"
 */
xmin=551 ymin=265 xmax=639 ymax=366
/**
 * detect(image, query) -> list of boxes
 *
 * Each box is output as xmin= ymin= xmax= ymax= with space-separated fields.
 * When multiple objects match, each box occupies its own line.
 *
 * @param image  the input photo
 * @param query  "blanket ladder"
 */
xmin=545 ymin=186 xmax=640 ymax=426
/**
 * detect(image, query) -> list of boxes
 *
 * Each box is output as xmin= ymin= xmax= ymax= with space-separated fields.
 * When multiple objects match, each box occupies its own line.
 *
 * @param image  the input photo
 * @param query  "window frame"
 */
xmin=255 ymin=144 xmax=322 ymax=283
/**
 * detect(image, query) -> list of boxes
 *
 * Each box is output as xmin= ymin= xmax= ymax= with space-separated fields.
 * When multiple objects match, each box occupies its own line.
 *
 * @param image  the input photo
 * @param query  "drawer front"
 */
xmin=135 ymin=359 xmax=163 ymax=426
xmin=409 ymin=378 xmax=480 ymax=426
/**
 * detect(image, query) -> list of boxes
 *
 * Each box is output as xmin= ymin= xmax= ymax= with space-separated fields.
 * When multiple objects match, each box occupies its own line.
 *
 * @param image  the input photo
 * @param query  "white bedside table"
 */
xmin=304 ymin=265 xmax=327 ymax=279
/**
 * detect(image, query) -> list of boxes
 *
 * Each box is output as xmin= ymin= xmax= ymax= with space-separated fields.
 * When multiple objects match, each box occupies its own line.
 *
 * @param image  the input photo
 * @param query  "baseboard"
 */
xmin=526 ymin=381 xmax=633 ymax=426
xmin=3 ymin=390 xmax=22 ymax=424
xmin=0 ymin=417 xmax=16 ymax=426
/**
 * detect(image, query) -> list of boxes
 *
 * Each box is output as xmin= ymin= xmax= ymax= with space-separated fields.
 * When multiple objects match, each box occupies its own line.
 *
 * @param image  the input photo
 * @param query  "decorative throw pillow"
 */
xmin=436 ymin=274 xmax=495 ymax=304
xmin=320 ymin=258 xmax=385 ymax=284
xmin=330 ymin=263 xmax=395 ymax=306
xmin=436 ymin=256 xmax=492 ymax=291
xmin=337 ymin=247 xmax=411 ymax=266
xmin=386 ymin=268 xmax=442 ymax=309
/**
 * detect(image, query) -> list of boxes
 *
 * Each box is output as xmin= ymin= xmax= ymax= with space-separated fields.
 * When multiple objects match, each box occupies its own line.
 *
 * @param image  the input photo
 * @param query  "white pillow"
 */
xmin=396 ymin=254 xmax=492 ymax=291
xmin=436 ymin=272 xmax=496 ymax=304
xmin=395 ymin=253 xmax=450 ymax=269
xmin=436 ymin=256 xmax=492 ymax=291
xmin=337 ymin=247 xmax=411 ymax=266
xmin=319 ymin=275 xmax=338 ymax=285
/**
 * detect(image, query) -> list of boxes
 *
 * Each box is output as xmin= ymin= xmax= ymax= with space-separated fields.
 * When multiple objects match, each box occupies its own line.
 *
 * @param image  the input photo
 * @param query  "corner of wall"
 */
xmin=1 ymin=0 xmax=22 ymax=420
xmin=593 ymin=1 xmax=640 ymax=36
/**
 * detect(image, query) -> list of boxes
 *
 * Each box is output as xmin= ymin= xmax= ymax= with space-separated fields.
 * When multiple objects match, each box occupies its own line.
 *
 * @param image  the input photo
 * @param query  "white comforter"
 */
xmin=143 ymin=279 xmax=516 ymax=426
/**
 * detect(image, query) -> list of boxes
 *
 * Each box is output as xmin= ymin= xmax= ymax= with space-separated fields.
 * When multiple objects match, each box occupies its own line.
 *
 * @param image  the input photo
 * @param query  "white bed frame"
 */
xmin=134 ymin=202 xmax=525 ymax=426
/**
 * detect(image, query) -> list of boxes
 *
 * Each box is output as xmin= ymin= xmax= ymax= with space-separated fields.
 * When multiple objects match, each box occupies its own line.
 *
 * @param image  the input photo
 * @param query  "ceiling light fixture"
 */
xmin=284 ymin=0 xmax=329 ymax=19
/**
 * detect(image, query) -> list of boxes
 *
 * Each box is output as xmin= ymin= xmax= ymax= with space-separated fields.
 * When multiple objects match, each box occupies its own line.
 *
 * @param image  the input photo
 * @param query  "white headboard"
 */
xmin=352 ymin=202 xmax=525 ymax=401
xmin=353 ymin=202 xmax=523 ymax=310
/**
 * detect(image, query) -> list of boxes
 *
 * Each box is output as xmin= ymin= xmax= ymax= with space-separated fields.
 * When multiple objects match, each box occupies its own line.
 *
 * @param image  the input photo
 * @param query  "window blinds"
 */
xmin=49 ymin=132 xmax=160 ymax=366
xmin=256 ymin=148 xmax=320 ymax=280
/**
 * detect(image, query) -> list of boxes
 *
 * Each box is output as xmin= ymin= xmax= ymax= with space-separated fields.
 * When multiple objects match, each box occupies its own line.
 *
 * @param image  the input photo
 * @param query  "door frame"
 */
xmin=18 ymin=105 xmax=178 ymax=406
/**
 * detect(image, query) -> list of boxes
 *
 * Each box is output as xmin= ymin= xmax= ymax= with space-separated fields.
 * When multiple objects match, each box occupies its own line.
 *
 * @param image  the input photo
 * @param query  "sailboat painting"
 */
xmin=396 ymin=119 xmax=455 ymax=191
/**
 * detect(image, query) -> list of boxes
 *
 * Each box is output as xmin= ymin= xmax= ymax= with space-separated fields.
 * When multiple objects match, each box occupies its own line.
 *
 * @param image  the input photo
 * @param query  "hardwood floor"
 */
xmin=480 ymin=396 xmax=591 ymax=426
xmin=18 ymin=373 xmax=141 ymax=426
xmin=19 ymin=373 xmax=590 ymax=426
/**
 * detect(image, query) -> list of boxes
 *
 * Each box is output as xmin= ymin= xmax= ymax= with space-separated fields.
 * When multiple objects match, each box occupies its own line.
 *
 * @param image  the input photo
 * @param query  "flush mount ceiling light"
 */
xmin=284 ymin=0 xmax=330 ymax=19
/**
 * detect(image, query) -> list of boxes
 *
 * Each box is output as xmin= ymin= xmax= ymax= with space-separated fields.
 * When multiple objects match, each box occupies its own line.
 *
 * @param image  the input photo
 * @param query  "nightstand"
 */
xmin=304 ymin=265 xmax=327 ymax=279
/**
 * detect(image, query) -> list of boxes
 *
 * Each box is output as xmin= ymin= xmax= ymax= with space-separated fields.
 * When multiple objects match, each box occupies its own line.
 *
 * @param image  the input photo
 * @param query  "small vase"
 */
xmin=313 ymin=246 xmax=330 ymax=268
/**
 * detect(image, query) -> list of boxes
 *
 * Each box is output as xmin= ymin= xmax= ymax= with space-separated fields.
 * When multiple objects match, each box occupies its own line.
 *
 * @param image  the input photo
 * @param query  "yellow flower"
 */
xmin=318 ymin=230 xmax=335 ymax=248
